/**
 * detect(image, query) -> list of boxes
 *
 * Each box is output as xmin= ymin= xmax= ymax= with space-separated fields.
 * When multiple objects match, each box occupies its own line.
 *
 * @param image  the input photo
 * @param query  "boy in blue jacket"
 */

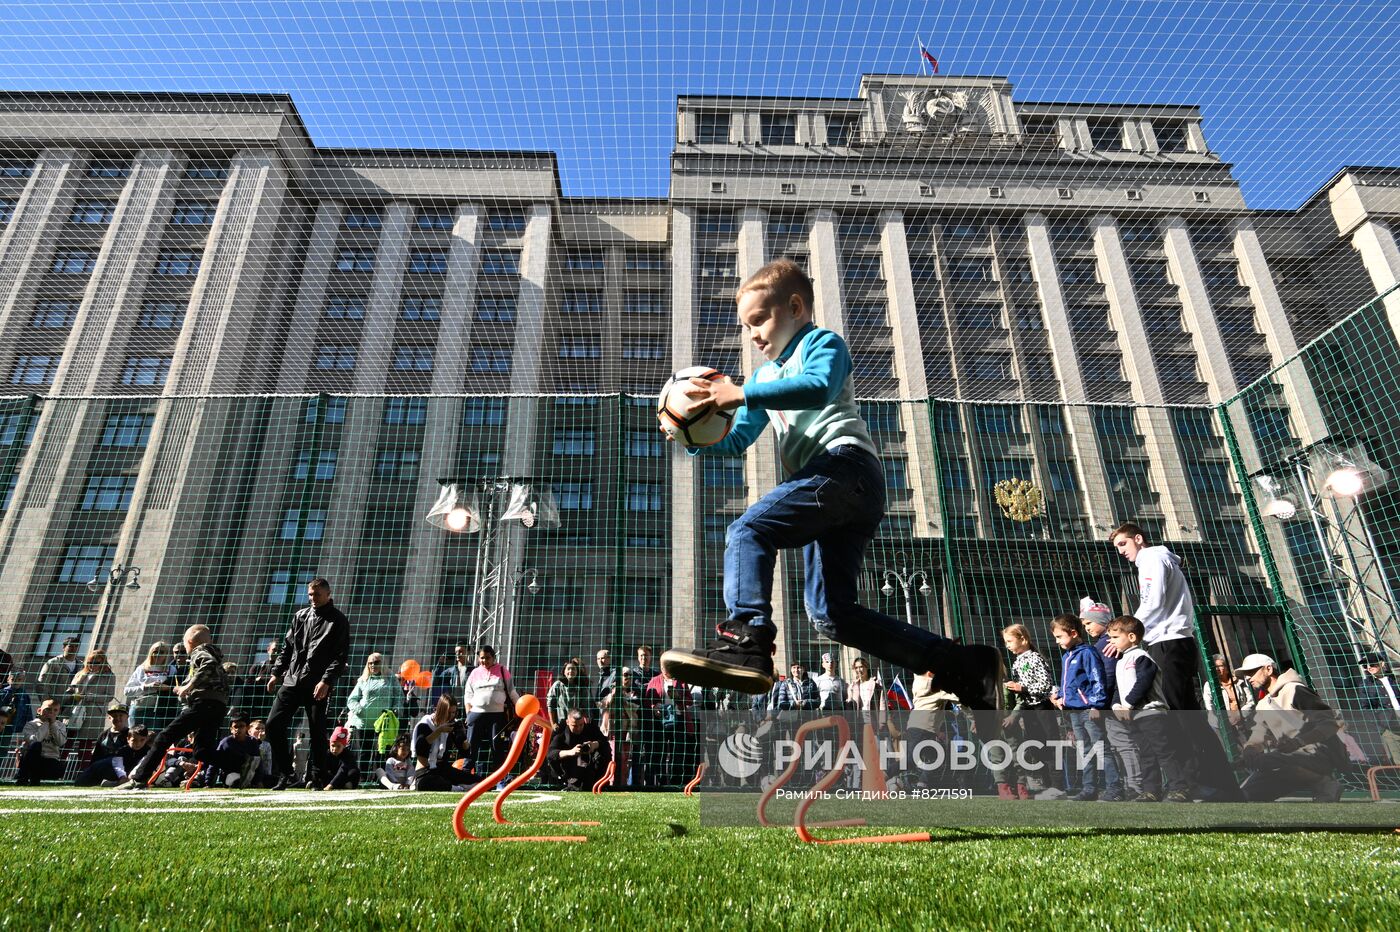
xmin=1048 ymin=614 xmax=1108 ymax=800
xmin=660 ymin=259 xmax=1002 ymax=709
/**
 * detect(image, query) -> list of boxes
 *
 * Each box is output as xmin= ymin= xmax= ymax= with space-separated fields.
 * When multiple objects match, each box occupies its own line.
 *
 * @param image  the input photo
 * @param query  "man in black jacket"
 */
xmin=264 ymin=577 xmax=350 ymax=789
xmin=545 ymin=709 xmax=613 ymax=790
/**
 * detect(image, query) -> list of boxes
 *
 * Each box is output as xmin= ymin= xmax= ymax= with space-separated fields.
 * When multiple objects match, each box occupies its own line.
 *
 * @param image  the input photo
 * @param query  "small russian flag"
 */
xmin=920 ymin=45 xmax=939 ymax=74
xmin=887 ymin=675 xmax=913 ymax=710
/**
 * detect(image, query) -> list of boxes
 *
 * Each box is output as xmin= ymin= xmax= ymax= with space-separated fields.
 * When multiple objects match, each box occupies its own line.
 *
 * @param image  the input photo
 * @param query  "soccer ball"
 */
xmin=657 ymin=366 xmax=735 ymax=448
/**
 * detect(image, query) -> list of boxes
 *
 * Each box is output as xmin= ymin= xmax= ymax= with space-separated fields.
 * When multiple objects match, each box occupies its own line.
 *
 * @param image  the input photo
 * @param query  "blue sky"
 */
xmin=0 ymin=0 xmax=1394 ymax=207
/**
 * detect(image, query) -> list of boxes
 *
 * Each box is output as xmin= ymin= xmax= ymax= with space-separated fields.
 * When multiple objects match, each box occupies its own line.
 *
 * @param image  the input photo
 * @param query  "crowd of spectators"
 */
xmin=1 ymin=550 xmax=1396 ymax=800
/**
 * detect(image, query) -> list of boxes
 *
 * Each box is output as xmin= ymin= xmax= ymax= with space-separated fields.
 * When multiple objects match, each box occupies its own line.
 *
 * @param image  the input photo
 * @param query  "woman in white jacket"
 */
xmin=123 ymin=642 xmax=178 ymax=731
xmin=344 ymin=653 xmax=400 ymax=771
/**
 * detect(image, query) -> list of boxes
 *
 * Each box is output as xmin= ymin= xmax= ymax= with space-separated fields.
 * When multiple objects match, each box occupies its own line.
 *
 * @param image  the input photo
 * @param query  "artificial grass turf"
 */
xmin=1 ymin=789 xmax=1397 ymax=930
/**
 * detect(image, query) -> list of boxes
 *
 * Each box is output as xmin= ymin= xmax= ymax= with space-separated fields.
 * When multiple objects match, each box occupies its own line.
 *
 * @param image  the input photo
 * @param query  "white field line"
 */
xmin=0 ymin=790 xmax=563 ymax=814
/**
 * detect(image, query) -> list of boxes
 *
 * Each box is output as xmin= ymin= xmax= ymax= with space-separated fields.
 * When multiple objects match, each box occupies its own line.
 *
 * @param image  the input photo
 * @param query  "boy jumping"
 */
xmin=660 ymin=259 xmax=1003 ymax=709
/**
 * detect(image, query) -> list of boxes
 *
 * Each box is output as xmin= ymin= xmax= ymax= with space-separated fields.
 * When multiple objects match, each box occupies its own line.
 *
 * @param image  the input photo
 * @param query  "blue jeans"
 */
xmin=1068 ymin=710 xmax=1119 ymax=796
xmin=724 ymin=445 xmax=952 ymax=674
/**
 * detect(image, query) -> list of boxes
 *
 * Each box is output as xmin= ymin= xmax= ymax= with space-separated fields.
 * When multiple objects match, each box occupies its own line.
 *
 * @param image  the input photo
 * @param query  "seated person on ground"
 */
xmin=545 ymin=709 xmax=613 ymax=790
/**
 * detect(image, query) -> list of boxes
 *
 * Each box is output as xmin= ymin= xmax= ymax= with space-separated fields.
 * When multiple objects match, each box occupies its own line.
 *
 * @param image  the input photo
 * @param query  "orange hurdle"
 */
xmin=451 ymin=695 xmax=599 ymax=842
xmin=683 ymin=761 xmax=707 ymax=796
xmin=757 ymin=715 xmax=930 ymax=845
xmin=591 ymin=760 xmax=615 ymax=794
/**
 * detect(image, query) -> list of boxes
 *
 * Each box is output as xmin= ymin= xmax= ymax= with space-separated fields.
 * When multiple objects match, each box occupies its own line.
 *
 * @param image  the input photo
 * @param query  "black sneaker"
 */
xmin=1133 ymin=791 xmax=1160 ymax=803
xmin=660 ymin=620 xmax=776 ymax=694
xmin=937 ymin=644 xmax=1005 ymax=712
xmin=1163 ymin=790 xmax=1191 ymax=803
xmin=270 ymin=776 xmax=292 ymax=791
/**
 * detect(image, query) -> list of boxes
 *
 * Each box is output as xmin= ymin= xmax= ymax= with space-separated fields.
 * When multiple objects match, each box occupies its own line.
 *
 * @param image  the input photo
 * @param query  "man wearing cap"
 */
xmin=1359 ymin=653 xmax=1400 ymax=765
xmin=36 ymin=636 xmax=82 ymax=703
xmin=814 ymin=653 xmax=847 ymax=713
xmin=1235 ymin=654 xmax=1346 ymax=802
xmin=73 ymin=702 xmax=130 ymax=785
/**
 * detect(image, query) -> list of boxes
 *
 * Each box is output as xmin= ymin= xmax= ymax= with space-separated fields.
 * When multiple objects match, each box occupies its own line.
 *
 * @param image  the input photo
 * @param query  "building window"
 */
xmin=1057 ymin=258 xmax=1099 ymax=286
xmin=622 ymin=340 xmax=666 ymax=361
xmin=154 ymin=250 xmax=200 ymax=277
xmin=942 ymin=459 xmax=971 ymax=490
xmin=71 ymin=199 xmax=117 ymax=224
xmin=701 ymin=457 xmax=744 ymax=488
xmin=779 ymin=182 xmax=797 ymax=195
xmin=841 ymin=255 xmax=883 ymax=282
xmin=1154 ymin=121 xmax=1190 ymax=153
xmin=847 ymin=302 xmax=886 ymax=328
xmin=81 ymin=475 xmax=135 ymax=510
xmin=343 ymin=210 xmax=382 ymax=230
xmin=170 ymin=200 xmax=217 ymax=225
xmin=486 ymin=211 xmax=527 ymax=233
xmin=265 ymin=571 xmax=304 ymax=605
xmin=462 ymin=398 xmax=507 ymax=425
xmin=562 ymin=291 xmax=603 ymax=315
xmin=552 ymin=430 xmax=596 ymax=456
xmin=1057 ymin=187 xmax=1074 ymax=200
xmin=626 ymin=482 xmax=664 ymax=511
xmin=696 ymin=112 xmax=729 ymax=144
xmin=1081 ymin=355 xmax=1124 ymax=383
xmin=698 ymin=252 xmax=737 ymax=279
xmin=480 ymin=249 xmax=519 ymax=275
xmin=564 ymin=250 xmax=605 ymax=272
xmin=400 ymin=296 xmax=442 ymax=321
xmin=970 ymin=354 xmax=1014 ymax=381
xmin=1048 ymin=461 xmax=1078 ymax=493
xmin=305 ymin=396 xmax=347 ymax=424
xmin=1087 ymin=118 xmax=1124 ymax=150
xmin=120 ymin=356 xmax=171 ymax=387
xmin=52 ymin=250 xmax=98 ymax=274
xmin=138 ymin=301 xmax=184 ymax=330
xmin=954 ymin=303 xmax=1003 ymax=329
xmin=1021 ymin=115 xmax=1059 ymax=140
xmin=184 ymin=162 xmax=229 ymax=180
xmin=1194 ymin=191 xmax=1211 ymax=204
xmin=852 ymin=354 xmax=893 ymax=380
xmin=58 ymin=545 xmax=117 ymax=584
xmin=945 ymin=258 xmax=994 ymax=282
xmin=826 ymin=113 xmax=858 ymax=145
xmin=475 ymin=295 xmax=517 ymax=322
xmin=384 ymin=398 xmax=427 ymax=426
xmin=555 ymin=482 xmax=594 ymax=510
xmin=0 ymin=161 xmax=33 ymax=178
xmin=86 ymin=159 xmax=131 ymax=179
xmin=408 ymin=250 xmax=449 ymax=273
xmin=292 ymin=449 xmax=338 ymax=481
xmin=626 ymin=430 xmax=664 ymax=457
xmin=335 ymin=249 xmax=375 ymax=273
xmin=0 ymin=198 xmax=14 ymax=222
xmin=392 ymin=346 xmax=434 ymax=372
xmin=975 ymin=405 xmax=1023 ymax=434
xmin=859 ymin=402 xmax=900 ymax=433
xmin=624 ymin=292 xmax=666 ymax=315
xmin=10 ymin=354 xmax=58 ymax=386
xmin=469 ymin=347 xmax=511 ymax=373
xmin=763 ymin=113 xmax=797 ymax=146
xmin=417 ymin=209 xmax=455 ymax=231
xmin=1187 ymin=461 xmax=1233 ymax=495
xmin=1095 ymin=407 xmax=1138 ymax=436
xmin=323 ymin=296 xmax=366 ymax=320
xmin=31 ymin=299 xmax=77 ymax=329
xmin=1037 ymin=405 xmax=1065 ymax=435
xmin=314 ymin=345 xmax=357 ymax=370
xmin=1024 ymin=354 xmax=1056 ymax=381
xmin=35 ymin=615 xmax=95 ymax=658
xmin=100 ymin=412 xmax=154 ymax=447
xmin=625 ymin=250 xmax=667 ymax=271
xmin=558 ymin=337 xmax=601 ymax=359
xmin=374 ymin=450 xmax=421 ymax=480
xmin=280 ymin=508 xmax=327 ymax=541
xmin=696 ymin=213 xmax=737 ymax=236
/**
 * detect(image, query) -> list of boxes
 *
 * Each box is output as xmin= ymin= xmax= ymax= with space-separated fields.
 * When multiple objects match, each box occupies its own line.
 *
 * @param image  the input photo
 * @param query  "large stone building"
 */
xmin=0 ymin=76 xmax=1394 ymax=699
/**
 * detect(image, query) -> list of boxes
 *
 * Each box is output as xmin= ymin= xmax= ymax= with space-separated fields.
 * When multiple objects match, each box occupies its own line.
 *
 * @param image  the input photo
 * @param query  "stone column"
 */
xmin=806 ymin=208 xmax=845 ymax=333
xmin=276 ymin=202 xmax=344 ymax=390
xmin=1346 ymin=220 xmax=1400 ymax=327
xmin=0 ymin=148 xmax=79 ymax=348
xmin=1023 ymin=214 xmax=1114 ymax=528
xmin=393 ymin=205 xmax=481 ymax=665
xmin=104 ymin=150 xmax=291 ymax=677
xmin=670 ymin=206 xmax=699 ymax=651
xmin=0 ymin=149 xmax=181 ymax=653
xmin=1092 ymin=215 xmax=1199 ymax=539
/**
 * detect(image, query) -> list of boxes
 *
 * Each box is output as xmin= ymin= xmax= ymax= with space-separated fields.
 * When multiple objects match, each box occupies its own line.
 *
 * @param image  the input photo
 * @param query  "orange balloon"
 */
xmin=515 ymin=693 xmax=540 ymax=719
xmin=414 ymin=670 xmax=433 ymax=691
xmin=399 ymin=659 xmax=420 ymax=679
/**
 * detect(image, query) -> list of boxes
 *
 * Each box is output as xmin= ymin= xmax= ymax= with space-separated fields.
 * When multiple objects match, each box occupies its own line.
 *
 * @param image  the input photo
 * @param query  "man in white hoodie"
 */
xmin=1110 ymin=523 xmax=1199 ymax=711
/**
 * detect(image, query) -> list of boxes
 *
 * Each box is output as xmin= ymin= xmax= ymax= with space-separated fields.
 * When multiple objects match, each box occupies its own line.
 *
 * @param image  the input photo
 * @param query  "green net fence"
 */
xmin=1 ymin=288 xmax=1398 ymax=783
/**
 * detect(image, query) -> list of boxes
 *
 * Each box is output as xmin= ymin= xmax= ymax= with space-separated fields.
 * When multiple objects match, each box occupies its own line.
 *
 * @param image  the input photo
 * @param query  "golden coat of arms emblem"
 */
xmin=993 ymin=478 xmax=1044 ymax=522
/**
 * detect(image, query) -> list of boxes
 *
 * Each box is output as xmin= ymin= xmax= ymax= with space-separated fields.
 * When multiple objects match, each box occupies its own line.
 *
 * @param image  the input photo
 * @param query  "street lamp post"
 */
xmin=878 ymin=550 xmax=934 ymax=630
xmin=87 ymin=563 xmax=144 ymax=653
